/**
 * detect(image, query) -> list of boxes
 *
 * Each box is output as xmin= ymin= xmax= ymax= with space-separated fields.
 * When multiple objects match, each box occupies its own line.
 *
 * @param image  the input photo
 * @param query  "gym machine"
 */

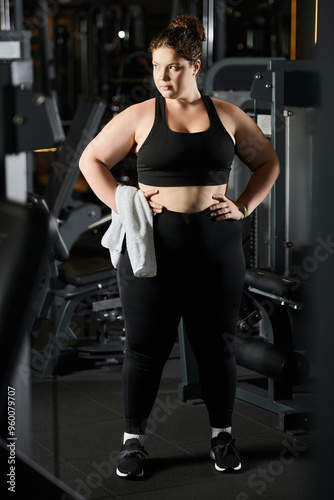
xmin=28 ymin=96 xmax=128 ymax=380
xmin=178 ymin=59 xmax=317 ymax=434
xmin=4 ymin=0 xmax=127 ymax=380
xmin=28 ymin=93 xmax=131 ymax=380
xmin=0 ymin=1 xmax=88 ymax=497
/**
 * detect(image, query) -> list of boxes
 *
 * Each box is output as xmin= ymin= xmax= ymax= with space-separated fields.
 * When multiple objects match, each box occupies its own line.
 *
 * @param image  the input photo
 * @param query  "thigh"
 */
xmin=118 ymin=245 xmax=181 ymax=358
xmin=183 ymin=220 xmax=245 ymax=354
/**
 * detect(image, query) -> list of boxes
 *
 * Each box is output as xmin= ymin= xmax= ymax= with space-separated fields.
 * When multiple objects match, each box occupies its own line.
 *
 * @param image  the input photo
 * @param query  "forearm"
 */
xmin=79 ymin=155 xmax=119 ymax=212
xmin=237 ymin=161 xmax=280 ymax=215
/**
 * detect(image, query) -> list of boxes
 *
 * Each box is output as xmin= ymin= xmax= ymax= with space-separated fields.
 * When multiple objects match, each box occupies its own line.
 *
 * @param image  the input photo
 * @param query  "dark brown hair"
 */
xmin=149 ymin=15 xmax=206 ymax=64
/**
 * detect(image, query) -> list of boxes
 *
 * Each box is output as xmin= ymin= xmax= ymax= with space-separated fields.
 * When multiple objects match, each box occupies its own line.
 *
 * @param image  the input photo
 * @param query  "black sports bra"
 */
xmin=136 ymin=95 xmax=235 ymax=187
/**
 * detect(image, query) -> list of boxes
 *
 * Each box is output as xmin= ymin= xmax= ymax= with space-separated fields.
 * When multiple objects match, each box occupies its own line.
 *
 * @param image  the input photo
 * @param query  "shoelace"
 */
xmin=212 ymin=437 xmax=239 ymax=459
xmin=117 ymin=447 xmax=149 ymax=463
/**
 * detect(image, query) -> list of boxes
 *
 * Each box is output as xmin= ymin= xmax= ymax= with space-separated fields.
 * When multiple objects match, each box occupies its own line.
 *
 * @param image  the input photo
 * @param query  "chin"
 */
xmin=160 ymin=87 xmax=174 ymax=95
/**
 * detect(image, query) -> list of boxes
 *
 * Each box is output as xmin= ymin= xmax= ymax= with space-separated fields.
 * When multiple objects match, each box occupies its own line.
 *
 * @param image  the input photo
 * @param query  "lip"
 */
xmin=160 ymin=85 xmax=171 ymax=91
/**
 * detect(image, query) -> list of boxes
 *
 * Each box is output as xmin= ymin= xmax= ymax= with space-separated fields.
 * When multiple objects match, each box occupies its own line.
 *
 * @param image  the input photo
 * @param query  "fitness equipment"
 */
xmin=28 ymin=191 xmax=124 ymax=379
xmin=0 ymin=2 xmax=85 ymax=497
xmin=250 ymin=59 xmax=318 ymax=275
xmin=0 ymin=0 xmax=64 ymax=456
xmin=43 ymin=97 xmax=107 ymax=249
xmin=25 ymin=0 xmax=151 ymax=379
xmin=28 ymin=96 xmax=129 ymax=378
xmin=236 ymin=268 xmax=311 ymax=431
xmin=29 ymin=3 xmax=125 ymax=373
xmin=0 ymin=199 xmax=86 ymax=500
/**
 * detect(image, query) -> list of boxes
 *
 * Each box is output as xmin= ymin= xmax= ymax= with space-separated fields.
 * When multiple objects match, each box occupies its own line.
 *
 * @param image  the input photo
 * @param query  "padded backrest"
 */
xmin=204 ymin=57 xmax=275 ymax=94
xmin=0 ymin=199 xmax=50 ymax=407
xmin=44 ymin=98 xmax=106 ymax=218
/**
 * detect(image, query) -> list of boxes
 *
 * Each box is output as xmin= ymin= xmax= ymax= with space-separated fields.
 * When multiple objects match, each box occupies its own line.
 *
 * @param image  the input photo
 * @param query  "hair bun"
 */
xmin=169 ymin=15 xmax=206 ymax=43
xmin=149 ymin=14 xmax=206 ymax=62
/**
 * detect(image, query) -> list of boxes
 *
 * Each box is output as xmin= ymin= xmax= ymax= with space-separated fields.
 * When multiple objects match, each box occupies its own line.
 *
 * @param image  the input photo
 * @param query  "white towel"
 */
xmin=101 ymin=185 xmax=157 ymax=277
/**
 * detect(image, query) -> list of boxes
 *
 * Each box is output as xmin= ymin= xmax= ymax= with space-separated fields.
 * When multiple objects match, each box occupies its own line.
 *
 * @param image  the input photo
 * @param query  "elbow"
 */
xmin=78 ymin=148 xmax=88 ymax=174
xmin=78 ymin=146 xmax=98 ymax=176
xmin=263 ymin=155 xmax=281 ymax=180
xmin=272 ymin=148 xmax=281 ymax=178
xmin=253 ymin=158 xmax=280 ymax=178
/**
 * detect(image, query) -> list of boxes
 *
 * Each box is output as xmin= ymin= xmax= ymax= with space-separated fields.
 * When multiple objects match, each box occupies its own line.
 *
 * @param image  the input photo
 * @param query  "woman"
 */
xmin=79 ymin=15 xmax=280 ymax=478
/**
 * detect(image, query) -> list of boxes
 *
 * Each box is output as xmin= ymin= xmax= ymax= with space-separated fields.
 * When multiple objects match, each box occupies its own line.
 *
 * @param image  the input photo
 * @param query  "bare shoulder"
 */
xmin=210 ymin=97 xmax=248 ymax=121
xmin=102 ymin=98 xmax=155 ymax=130
xmin=131 ymin=98 xmax=156 ymax=148
xmin=209 ymin=97 xmax=242 ymax=139
xmin=211 ymin=96 xmax=261 ymax=134
xmin=121 ymin=98 xmax=155 ymax=123
xmin=83 ymin=98 xmax=157 ymax=165
xmin=134 ymin=98 xmax=156 ymax=112
xmin=132 ymin=98 xmax=156 ymax=125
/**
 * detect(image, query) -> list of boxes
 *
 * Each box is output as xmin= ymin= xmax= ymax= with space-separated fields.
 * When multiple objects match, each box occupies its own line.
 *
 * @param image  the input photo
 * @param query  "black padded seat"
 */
xmin=244 ymin=267 xmax=300 ymax=299
xmin=58 ymin=257 xmax=115 ymax=286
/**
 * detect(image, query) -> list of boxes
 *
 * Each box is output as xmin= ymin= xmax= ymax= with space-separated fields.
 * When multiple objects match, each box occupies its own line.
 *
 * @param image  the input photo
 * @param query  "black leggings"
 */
xmin=117 ymin=208 xmax=246 ymax=434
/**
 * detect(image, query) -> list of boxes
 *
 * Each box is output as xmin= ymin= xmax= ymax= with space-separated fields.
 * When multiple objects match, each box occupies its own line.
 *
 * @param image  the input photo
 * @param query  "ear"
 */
xmin=193 ymin=59 xmax=201 ymax=75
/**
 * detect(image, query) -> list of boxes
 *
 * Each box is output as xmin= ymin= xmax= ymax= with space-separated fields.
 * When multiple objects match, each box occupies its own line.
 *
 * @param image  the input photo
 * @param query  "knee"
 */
xmin=221 ymin=331 xmax=236 ymax=357
xmin=126 ymin=347 xmax=164 ymax=372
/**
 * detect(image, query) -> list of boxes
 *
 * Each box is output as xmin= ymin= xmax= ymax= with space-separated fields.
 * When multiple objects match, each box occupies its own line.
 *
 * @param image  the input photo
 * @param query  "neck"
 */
xmin=167 ymin=88 xmax=202 ymax=106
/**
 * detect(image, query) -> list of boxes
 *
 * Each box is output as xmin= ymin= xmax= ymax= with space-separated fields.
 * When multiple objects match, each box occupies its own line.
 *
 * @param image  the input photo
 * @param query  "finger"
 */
xmin=212 ymin=194 xmax=227 ymax=202
xmin=152 ymin=207 xmax=163 ymax=215
xmin=144 ymin=189 xmax=159 ymax=198
xmin=215 ymin=211 xmax=233 ymax=221
xmin=148 ymin=200 xmax=164 ymax=213
xmin=209 ymin=200 xmax=229 ymax=212
xmin=150 ymin=202 xmax=163 ymax=211
xmin=208 ymin=200 xmax=221 ymax=211
xmin=210 ymin=207 xmax=229 ymax=217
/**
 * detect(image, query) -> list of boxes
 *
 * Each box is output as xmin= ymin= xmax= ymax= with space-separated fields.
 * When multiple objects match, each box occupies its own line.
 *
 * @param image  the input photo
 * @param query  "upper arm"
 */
xmin=80 ymin=104 xmax=139 ymax=170
xmin=233 ymin=105 xmax=279 ymax=172
xmin=213 ymin=99 xmax=279 ymax=172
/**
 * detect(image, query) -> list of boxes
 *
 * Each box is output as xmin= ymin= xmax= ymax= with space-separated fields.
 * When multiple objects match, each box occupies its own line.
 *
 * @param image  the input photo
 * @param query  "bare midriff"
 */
xmin=139 ymin=183 xmax=228 ymax=213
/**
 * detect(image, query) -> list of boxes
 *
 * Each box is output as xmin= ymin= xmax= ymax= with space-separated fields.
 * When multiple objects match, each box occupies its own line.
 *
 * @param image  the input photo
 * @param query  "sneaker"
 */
xmin=116 ymin=438 xmax=148 ymax=478
xmin=210 ymin=432 xmax=241 ymax=472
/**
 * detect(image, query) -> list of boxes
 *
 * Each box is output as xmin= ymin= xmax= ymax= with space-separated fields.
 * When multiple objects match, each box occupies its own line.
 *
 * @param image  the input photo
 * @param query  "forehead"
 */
xmin=152 ymin=47 xmax=187 ymax=64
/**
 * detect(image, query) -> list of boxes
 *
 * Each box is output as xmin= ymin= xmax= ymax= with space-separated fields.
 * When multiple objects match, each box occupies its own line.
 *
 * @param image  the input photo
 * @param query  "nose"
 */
xmin=160 ymin=67 xmax=169 ymax=81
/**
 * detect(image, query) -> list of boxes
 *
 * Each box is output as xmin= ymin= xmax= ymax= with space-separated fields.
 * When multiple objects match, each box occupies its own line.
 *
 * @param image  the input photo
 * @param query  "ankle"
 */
xmin=123 ymin=432 xmax=145 ymax=446
xmin=211 ymin=427 xmax=232 ymax=438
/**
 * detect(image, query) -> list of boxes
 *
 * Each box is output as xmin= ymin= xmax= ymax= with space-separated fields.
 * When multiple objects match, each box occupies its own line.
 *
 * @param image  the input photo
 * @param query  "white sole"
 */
xmin=116 ymin=468 xmax=144 ymax=478
xmin=210 ymin=450 xmax=242 ymax=471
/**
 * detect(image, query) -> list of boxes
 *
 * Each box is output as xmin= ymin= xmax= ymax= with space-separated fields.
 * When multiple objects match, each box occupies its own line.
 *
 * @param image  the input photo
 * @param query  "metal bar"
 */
xmin=285 ymin=107 xmax=291 ymax=274
xmin=0 ymin=0 xmax=4 ymax=30
xmin=92 ymin=297 xmax=122 ymax=312
xmin=13 ymin=0 xmax=23 ymax=31
xmin=247 ymin=286 xmax=304 ymax=310
xmin=38 ymin=0 xmax=56 ymax=93
xmin=54 ymin=280 xmax=116 ymax=299
xmin=202 ymin=0 xmax=208 ymax=69
xmin=214 ymin=0 xmax=226 ymax=62
xmin=207 ymin=0 xmax=214 ymax=67
xmin=4 ymin=0 xmax=10 ymax=29
xmin=270 ymin=65 xmax=286 ymax=274
xmin=0 ymin=0 xmax=10 ymax=30
xmin=236 ymin=381 xmax=298 ymax=413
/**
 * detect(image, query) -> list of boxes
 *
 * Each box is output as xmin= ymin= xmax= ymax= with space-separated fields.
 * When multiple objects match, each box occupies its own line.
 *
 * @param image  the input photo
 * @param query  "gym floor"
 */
xmin=30 ymin=358 xmax=314 ymax=500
